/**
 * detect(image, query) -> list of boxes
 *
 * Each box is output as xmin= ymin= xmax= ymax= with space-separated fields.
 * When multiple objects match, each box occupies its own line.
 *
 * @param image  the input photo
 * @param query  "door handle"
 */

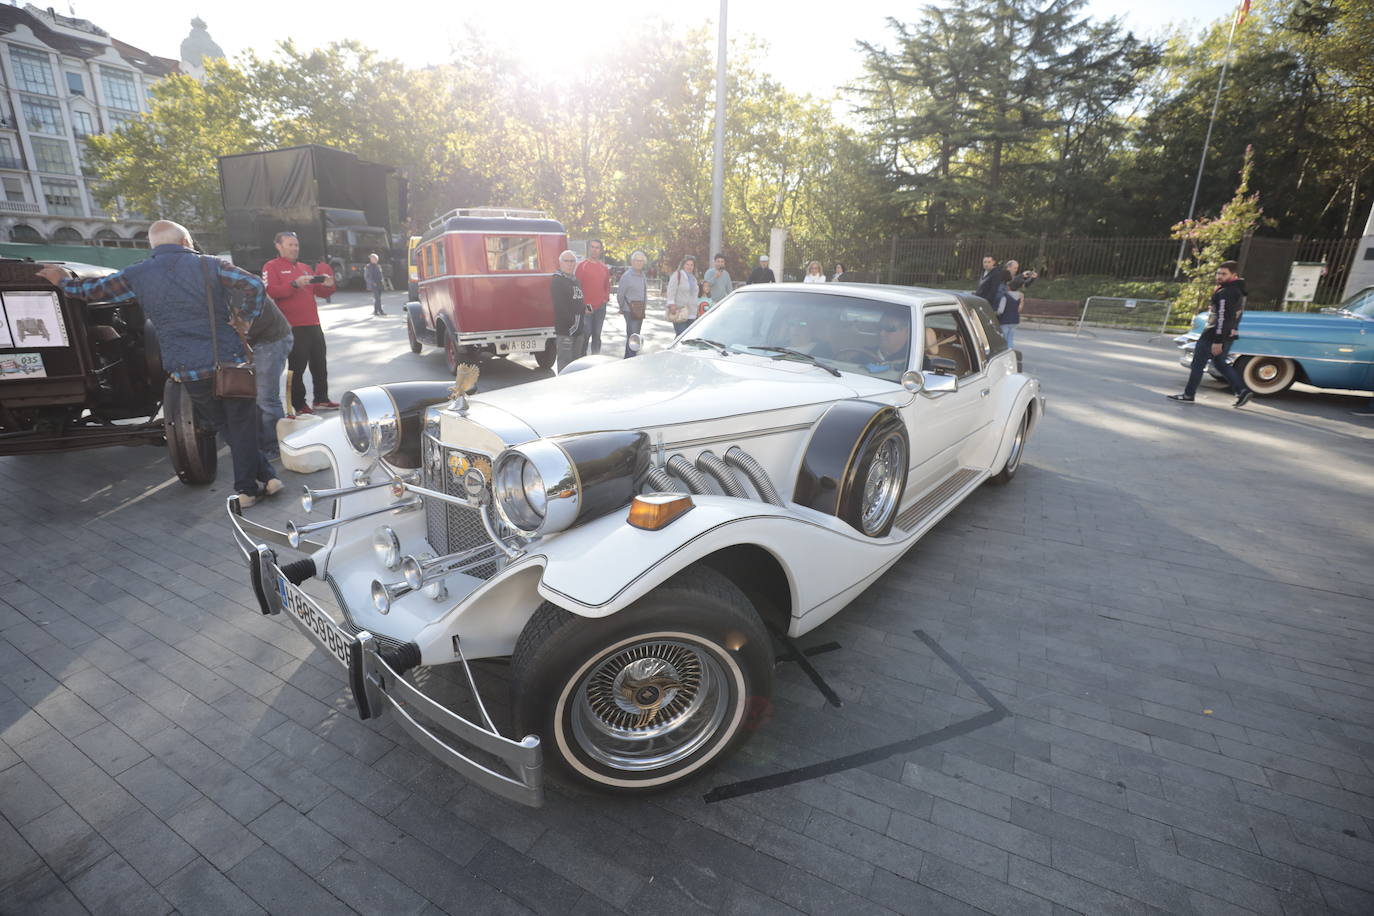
xmin=980 ymin=388 xmax=990 ymax=398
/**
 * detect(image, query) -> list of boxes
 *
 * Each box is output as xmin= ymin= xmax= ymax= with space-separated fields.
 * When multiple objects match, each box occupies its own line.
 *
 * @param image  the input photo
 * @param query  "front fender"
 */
xmin=528 ymin=494 xmax=909 ymax=626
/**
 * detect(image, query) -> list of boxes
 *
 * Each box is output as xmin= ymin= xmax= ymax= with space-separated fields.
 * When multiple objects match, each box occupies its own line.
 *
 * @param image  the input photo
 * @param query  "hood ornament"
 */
xmin=449 ymin=363 xmax=480 ymax=414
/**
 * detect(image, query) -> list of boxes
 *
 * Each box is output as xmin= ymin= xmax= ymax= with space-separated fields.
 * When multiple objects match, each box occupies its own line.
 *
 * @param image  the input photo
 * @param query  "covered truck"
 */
xmin=219 ymin=145 xmax=407 ymax=287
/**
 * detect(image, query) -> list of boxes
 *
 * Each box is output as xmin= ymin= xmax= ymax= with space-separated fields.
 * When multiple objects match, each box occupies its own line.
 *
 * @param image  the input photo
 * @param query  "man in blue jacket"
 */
xmin=38 ymin=220 xmax=283 ymax=504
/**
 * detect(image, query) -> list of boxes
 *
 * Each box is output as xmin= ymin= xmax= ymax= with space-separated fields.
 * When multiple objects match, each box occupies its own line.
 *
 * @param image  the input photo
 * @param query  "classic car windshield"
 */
xmin=1343 ymin=287 xmax=1374 ymax=318
xmin=679 ymin=290 xmax=912 ymax=381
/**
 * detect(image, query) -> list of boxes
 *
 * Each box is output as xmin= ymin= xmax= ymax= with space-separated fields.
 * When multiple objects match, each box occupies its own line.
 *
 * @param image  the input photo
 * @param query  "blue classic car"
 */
xmin=1177 ymin=287 xmax=1374 ymax=396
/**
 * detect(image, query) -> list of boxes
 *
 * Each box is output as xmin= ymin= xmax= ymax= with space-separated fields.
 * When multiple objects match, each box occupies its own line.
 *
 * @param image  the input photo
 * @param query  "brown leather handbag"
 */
xmin=201 ymin=257 xmax=256 ymax=398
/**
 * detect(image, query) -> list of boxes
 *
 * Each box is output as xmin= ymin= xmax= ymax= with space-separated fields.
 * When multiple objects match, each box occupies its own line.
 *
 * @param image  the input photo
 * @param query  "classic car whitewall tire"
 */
xmin=990 ymin=409 xmax=1030 ymax=485
xmin=511 ymin=567 xmax=772 ymax=792
xmin=1238 ymin=355 xmax=1296 ymax=396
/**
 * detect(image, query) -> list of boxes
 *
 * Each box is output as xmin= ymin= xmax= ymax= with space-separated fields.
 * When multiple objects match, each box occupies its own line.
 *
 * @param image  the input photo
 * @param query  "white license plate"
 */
xmin=502 ymin=338 xmax=541 ymax=352
xmin=277 ymin=574 xmax=352 ymax=666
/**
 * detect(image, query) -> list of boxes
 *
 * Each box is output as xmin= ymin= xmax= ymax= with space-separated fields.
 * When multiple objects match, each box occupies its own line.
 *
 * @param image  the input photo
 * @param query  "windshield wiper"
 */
xmin=750 ymin=346 xmax=842 ymax=377
xmin=681 ymin=338 xmax=733 ymax=355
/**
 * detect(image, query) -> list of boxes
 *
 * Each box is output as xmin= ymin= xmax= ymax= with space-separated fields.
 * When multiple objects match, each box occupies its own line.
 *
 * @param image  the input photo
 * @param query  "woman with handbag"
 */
xmin=665 ymin=255 xmax=699 ymax=336
xmin=616 ymin=249 xmax=650 ymax=358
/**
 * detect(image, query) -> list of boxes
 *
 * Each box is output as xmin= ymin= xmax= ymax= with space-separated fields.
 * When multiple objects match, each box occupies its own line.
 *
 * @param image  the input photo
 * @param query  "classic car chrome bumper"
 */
xmin=224 ymin=497 xmax=544 ymax=807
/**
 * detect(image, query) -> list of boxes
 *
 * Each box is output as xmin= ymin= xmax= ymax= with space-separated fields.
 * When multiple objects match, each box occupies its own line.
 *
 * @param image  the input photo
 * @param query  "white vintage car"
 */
xmin=225 ymin=283 xmax=1043 ymax=806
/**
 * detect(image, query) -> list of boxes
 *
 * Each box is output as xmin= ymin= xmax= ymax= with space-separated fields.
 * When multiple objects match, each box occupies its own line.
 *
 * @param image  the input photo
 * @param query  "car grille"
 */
xmin=421 ymin=434 xmax=502 ymax=579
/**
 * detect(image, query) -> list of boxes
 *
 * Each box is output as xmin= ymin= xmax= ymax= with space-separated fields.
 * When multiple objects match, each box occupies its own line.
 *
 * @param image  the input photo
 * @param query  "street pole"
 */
xmin=709 ymin=0 xmax=727 ymax=265
xmin=1173 ymin=12 xmax=1240 ymax=278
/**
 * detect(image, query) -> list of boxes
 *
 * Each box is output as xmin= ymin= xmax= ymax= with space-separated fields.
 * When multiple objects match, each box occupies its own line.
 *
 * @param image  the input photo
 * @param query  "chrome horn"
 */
xmin=400 ymin=542 xmax=503 ymax=591
xmin=286 ymin=496 xmax=422 ymax=548
xmin=370 ymin=577 xmax=413 ymax=614
xmin=301 ymin=479 xmax=394 ymax=513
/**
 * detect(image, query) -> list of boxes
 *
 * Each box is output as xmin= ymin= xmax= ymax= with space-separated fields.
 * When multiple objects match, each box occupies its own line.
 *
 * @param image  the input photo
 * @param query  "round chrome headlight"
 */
xmin=372 ymin=526 xmax=401 ymax=569
xmin=492 ymin=440 xmax=580 ymax=537
xmin=340 ymin=388 xmax=399 ymax=458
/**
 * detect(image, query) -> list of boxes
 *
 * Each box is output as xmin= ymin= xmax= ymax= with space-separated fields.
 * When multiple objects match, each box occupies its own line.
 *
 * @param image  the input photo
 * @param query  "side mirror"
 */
xmin=921 ymin=372 xmax=959 ymax=395
xmin=627 ymin=333 xmax=643 ymax=353
xmin=900 ymin=370 xmax=924 ymax=393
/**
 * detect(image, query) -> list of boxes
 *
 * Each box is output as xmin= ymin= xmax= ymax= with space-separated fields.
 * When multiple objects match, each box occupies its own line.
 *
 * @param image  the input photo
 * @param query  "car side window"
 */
xmin=922 ymin=310 xmax=980 ymax=378
xmin=963 ymin=298 xmax=1006 ymax=356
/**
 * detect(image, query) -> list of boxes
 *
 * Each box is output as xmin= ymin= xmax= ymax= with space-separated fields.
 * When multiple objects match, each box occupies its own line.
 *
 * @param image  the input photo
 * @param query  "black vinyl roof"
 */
xmin=420 ymin=217 xmax=565 ymax=244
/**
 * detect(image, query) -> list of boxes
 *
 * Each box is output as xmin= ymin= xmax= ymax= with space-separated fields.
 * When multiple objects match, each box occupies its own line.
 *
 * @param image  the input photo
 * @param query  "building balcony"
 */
xmin=0 ymin=200 xmax=42 ymax=213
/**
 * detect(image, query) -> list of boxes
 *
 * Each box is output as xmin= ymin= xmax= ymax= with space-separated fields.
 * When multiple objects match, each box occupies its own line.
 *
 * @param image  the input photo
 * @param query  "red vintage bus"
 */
xmin=405 ymin=208 xmax=567 ymax=371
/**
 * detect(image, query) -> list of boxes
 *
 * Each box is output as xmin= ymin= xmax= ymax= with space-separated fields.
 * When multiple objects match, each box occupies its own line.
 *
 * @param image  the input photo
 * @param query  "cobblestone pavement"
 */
xmin=3 ymin=292 xmax=1372 ymax=915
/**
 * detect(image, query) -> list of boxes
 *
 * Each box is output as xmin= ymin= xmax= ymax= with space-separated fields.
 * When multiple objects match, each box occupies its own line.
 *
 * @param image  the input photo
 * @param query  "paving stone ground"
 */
xmin=3 ymin=291 xmax=1372 ymax=915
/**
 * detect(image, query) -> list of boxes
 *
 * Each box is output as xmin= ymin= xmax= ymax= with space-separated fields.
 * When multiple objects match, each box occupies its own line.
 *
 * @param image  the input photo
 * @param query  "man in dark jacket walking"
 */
xmin=1169 ymin=261 xmax=1253 ymax=407
xmin=365 ymin=253 xmax=385 ymax=315
xmin=551 ymin=250 xmax=587 ymax=372
xmin=38 ymin=220 xmax=283 ymax=504
xmin=975 ymin=255 xmax=1009 ymax=306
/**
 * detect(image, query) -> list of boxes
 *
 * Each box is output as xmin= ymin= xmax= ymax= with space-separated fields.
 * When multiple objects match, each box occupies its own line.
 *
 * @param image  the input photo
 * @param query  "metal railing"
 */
xmin=0 ymin=199 xmax=41 ymax=213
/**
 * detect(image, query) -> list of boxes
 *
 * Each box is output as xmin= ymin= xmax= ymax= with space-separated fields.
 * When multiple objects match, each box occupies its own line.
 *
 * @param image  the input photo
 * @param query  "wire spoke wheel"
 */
xmin=570 ymin=637 xmax=729 ymax=772
xmin=860 ymin=435 xmax=903 ymax=535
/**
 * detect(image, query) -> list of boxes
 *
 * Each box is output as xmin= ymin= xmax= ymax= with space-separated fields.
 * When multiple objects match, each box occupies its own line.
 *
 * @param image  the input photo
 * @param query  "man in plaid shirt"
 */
xmin=38 ymin=220 xmax=283 ymax=506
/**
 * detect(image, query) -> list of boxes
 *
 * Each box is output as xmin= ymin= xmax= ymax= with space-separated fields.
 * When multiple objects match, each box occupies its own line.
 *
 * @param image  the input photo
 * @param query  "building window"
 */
xmin=10 ymin=47 xmax=56 ymax=95
xmin=107 ymin=111 xmax=138 ymax=131
xmin=3 ymin=176 xmax=27 ymax=202
xmin=11 ymin=224 xmax=42 ymax=243
xmin=66 ymin=72 xmax=85 ymax=96
xmin=31 ymin=138 xmax=74 ymax=174
xmin=21 ymin=96 xmax=64 ymax=136
xmin=53 ymin=226 xmax=82 ymax=242
xmin=100 ymin=68 xmax=140 ymax=111
xmin=41 ymin=178 xmax=82 ymax=216
xmin=73 ymin=110 xmax=96 ymax=138
xmin=0 ymin=138 xmax=21 ymax=171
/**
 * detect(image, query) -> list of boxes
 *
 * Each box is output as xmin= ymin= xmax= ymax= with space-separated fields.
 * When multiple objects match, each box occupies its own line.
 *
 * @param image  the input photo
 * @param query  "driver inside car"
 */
xmin=864 ymin=311 xmax=910 ymax=373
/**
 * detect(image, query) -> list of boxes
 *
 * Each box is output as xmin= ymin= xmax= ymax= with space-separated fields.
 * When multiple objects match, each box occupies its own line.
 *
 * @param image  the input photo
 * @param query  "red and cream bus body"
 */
xmin=405 ymin=209 xmax=567 ymax=370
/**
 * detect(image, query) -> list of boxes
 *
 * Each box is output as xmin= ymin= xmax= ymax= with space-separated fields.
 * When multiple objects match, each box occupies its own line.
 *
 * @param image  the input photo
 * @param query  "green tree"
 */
xmin=1170 ymin=146 xmax=1264 ymax=322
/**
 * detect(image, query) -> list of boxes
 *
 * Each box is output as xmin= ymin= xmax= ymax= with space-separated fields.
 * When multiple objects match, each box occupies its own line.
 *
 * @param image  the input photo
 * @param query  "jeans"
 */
xmin=183 ymin=378 xmax=275 ymax=496
xmin=672 ymin=320 xmax=694 ymax=337
xmin=623 ymin=315 xmax=643 ymax=358
xmin=287 ymin=324 xmax=329 ymax=410
xmin=371 ymin=287 xmax=383 ymax=314
xmin=1184 ymin=329 xmax=1248 ymax=398
xmin=556 ymin=331 xmax=587 ymax=372
xmin=586 ymin=306 xmax=606 ymax=355
xmin=1000 ymin=324 xmax=1016 ymax=349
xmin=254 ymin=332 xmax=292 ymax=458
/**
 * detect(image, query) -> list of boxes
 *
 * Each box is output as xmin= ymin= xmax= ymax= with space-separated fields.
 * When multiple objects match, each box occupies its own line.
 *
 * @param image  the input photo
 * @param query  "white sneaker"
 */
xmin=262 ymin=479 xmax=284 ymax=497
xmin=236 ymin=492 xmax=258 ymax=508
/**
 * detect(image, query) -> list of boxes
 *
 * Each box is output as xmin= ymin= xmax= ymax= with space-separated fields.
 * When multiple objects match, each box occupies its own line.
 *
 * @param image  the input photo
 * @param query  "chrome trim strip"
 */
xmin=895 ymin=467 xmax=983 ymax=533
xmin=663 ymin=422 xmax=813 ymax=451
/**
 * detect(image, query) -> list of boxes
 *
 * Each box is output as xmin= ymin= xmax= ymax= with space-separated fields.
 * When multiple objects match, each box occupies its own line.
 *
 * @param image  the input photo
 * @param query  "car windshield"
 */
xmin=678 ymin=289 xmax=911 ymax=381
xmin=1342 ymin=287 xmax=1374 ymax=318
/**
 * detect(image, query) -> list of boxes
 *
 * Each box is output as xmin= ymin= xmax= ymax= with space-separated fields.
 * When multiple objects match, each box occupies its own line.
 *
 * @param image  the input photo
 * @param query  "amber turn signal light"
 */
xmin=627 ymin=493 xmax=694 ymax=530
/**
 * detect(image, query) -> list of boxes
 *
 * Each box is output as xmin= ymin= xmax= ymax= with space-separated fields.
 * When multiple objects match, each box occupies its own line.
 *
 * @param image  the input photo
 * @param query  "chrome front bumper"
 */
xmin=225 ymin=497 xmax=544 ymax=806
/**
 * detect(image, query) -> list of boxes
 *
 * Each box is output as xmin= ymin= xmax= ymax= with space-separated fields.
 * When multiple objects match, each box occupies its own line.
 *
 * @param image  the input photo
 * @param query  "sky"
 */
xmin=74 ymin=0 xmax=1242 ymax=99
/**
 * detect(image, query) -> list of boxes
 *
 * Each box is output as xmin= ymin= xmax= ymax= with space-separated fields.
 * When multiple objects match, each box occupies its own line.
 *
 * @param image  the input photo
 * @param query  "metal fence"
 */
xmin=786 ymin=234 xmax=1360 ymax=305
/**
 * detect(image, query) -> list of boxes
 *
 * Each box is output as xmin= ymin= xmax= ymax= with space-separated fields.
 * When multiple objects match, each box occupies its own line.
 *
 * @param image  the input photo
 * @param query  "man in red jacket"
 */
xmin=263 ymin=231 xmax=338 ymax=415
xmin=574 ymin=239 xmax=612 ymax=356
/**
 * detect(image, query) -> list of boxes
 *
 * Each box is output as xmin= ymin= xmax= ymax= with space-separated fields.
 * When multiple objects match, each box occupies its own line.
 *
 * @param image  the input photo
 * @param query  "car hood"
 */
xmin=471 ymin=349 xmax=873 ymax=437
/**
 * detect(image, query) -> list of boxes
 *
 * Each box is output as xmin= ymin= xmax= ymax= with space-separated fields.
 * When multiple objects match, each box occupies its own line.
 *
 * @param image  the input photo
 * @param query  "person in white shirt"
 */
xmin=803 ymin=260 xmax=827 ymax=283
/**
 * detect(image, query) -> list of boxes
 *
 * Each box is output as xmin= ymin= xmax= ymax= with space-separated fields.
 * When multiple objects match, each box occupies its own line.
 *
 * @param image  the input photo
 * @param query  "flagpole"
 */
xmin=1173 ymin=8 xmax=1243 ymax=278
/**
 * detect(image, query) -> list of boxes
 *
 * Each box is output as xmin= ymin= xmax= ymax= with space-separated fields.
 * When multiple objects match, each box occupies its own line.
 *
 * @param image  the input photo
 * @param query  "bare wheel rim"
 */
xmin=569 ymin=637 xmax=730 ymax=772
xmin=860 ymin=434 xmax=903 ymax=535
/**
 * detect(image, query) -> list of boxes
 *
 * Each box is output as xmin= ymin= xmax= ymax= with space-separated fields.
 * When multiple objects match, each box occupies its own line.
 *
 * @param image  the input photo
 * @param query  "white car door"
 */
xmin=898 ymin=305 xmax=992 ymax=503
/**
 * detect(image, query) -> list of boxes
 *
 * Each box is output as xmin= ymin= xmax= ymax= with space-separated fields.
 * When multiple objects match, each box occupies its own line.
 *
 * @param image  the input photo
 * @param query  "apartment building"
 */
xmin=0 ymin=3 xmax=178 ymax=248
